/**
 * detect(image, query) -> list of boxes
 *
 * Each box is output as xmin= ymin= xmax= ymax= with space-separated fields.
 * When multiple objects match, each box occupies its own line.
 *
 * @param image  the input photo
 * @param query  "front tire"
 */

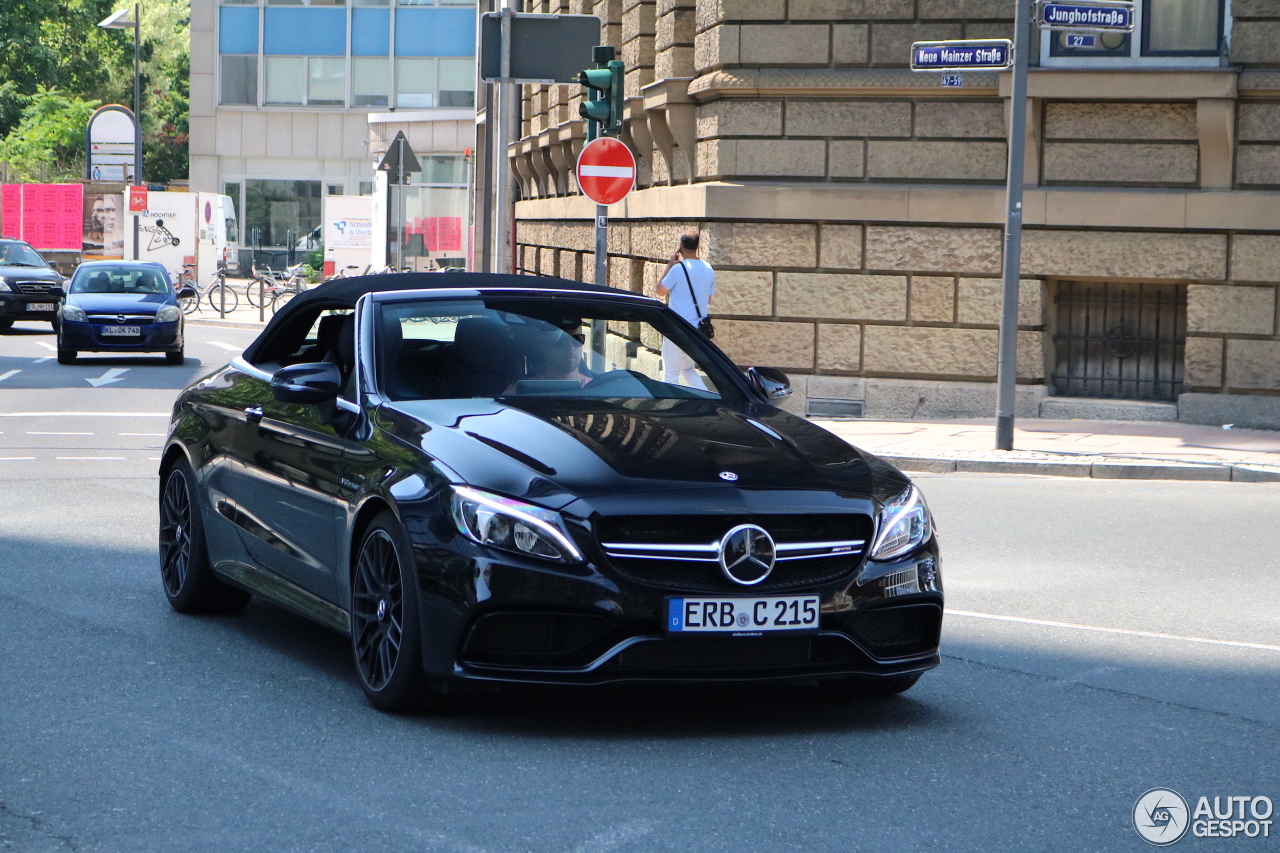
xmin=57 ymin=348 xmax=77 ymax=364
xmin=351 ymin=512 xmax=447 ymax=712
xmin=159 ymin=458 xmax=251 ymax=614
xmin=0 ymin=319 xmax=13 ymax=332
xmin=166 ymin=348 xmax=185 ymax=365
xmin=819 ymin=672 xmax=922 ymax=700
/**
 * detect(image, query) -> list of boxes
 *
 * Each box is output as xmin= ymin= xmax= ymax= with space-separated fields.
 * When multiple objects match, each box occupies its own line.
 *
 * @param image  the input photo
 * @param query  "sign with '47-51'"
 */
xmin=910 ymin=40 xmax=1013 ymax=71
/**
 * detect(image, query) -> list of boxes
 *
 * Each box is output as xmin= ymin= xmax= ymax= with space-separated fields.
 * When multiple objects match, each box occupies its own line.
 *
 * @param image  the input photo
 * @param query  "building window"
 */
xmin=352 ymin=57 xmax=389 ymax=107
xmin=438 ymin=58 xmax=475 ymax=107
xmin=265 ymin=56 xmax=305 ymax=104
xmin=245 ymin=180 xmax=323 ymax=249
xmin=396 ymin=58 xmax=436 ymax=108
xmin=353 ymin=0 xmax=389 ymax=5
xmin=358 ymin=181 xmax=374 ymax=195
xmin=327 ymin=183 xmax=345 ymax=195
xmin=1046 ymin=0 xmax=1224 ymax=64
xmin=223 ymin=182 xmax=242 ymax=221
xmin=308 ymin=57 xmax=346 ymax=105
xmin=220 ymin=55 xmax=258 ymax=105
xmin=267 ymin=0 xmax=347 ymax=5
xmin=399 ymin=0 xmax=476 ymax=6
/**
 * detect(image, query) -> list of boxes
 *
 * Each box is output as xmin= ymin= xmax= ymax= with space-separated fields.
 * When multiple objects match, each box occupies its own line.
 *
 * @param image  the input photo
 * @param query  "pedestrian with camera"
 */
xmin=656 ymin=230 xmax=716 ymax=389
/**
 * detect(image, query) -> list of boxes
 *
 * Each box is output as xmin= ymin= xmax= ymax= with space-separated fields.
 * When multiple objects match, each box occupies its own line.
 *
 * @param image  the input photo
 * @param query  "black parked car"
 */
xmin=159 ymin=273 xmax=942 ymax=711
xmin=0 ymin=238 xmax=66 ymax=331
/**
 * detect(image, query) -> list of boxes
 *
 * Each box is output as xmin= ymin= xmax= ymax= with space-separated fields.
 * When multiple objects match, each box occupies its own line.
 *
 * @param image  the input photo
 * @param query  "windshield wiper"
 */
xmin=4 ymin=262 xmax=42 ymax=267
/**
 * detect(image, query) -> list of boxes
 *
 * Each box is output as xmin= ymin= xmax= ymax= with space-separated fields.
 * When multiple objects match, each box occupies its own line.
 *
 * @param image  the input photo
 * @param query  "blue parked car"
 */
xmin=55 ymin=261 xmax=195 ymax=365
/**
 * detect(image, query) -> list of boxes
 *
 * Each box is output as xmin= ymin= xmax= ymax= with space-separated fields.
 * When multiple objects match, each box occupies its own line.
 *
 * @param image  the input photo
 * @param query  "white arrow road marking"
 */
xmin=0 ymin=370 xmax=19 ymax=383
xmin=207 ymin=341 xmax=243 ymax=351
xmin=85 ymin=368 xmax=129 ymax=387
xmin=579 ymin=165 xmax=634 ymax=178
xmin=35 ymin=342 xmax=55 ymax=351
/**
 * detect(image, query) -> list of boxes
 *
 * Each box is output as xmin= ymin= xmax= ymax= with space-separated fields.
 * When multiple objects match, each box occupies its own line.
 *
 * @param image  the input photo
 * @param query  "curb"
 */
xmin=882 ymin=455 xmax=1280 ymax=483
xmin=186 ymin=317 xmax=268 ymax=331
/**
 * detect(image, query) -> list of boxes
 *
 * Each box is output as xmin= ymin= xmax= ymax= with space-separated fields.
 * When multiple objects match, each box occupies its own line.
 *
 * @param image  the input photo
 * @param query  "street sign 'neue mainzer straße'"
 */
xmin=910 ymin=40 xmax=1013 ymax=71
xmin=1036 ymin=1 xmax=1135 ymax=32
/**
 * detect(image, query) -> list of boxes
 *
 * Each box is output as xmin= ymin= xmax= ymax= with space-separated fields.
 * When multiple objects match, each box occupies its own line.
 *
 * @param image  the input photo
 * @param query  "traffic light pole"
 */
xmin=995 ymin=0 xmax=1031 ymax=451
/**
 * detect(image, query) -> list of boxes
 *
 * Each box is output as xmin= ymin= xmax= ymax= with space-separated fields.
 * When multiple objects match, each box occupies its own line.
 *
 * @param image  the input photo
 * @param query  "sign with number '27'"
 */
xmin=910 ymin=40 xmax=1013 ymax=71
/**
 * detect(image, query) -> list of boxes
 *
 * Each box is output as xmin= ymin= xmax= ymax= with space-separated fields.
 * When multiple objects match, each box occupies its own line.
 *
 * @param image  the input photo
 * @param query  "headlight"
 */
xmin=450 ymin=486 xmax=583 ymax=564
xmin=61 ymin=304 xmax=87 ymax=322
xmin=155 ymin=305 xmax=182 ymax=322
xmin=869 ymin=485 xmax=933 ymax=561
xmin=0 ymin=280 xmax=10 ymax=292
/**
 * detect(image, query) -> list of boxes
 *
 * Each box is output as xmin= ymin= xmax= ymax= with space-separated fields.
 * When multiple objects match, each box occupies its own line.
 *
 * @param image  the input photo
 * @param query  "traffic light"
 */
xmin=579 ymin=47 xmax=624 ymax=139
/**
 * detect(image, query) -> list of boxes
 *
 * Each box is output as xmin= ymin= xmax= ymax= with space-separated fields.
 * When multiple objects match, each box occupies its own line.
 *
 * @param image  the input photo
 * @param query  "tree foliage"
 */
xmin=0 ymin=88 xmax=101 ymax=183
xmin=0 ymin=0 xmax=190 ymax=184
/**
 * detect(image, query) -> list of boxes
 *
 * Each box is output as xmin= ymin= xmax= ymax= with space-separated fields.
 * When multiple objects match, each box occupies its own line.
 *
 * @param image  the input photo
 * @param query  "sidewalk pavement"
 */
xmin=184 ymin=277 xmax=278 ymax=330
xmin=815 ymin=417 xmax=1280 ymax=482
xmin=182 ymin=285 xmax=1279 ymax=482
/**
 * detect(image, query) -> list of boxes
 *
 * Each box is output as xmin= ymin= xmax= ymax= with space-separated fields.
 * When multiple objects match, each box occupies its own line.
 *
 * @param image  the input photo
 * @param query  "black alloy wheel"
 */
xmin=158 ymin=459 xmax=251 ymax=614
xmin=351 ymin=512 xmax=444 ymax=712
xmin=819 ymin=672 xmax=921 ymax=700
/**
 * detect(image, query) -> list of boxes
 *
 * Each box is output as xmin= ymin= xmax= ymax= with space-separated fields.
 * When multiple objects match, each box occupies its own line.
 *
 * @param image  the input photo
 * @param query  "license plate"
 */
xmin=101 ymin=325 xmax=141 ymax=336
xmin=26 ymin=302 xmax=55 ymax=311
xmin=667 ymin=595 xmax=820 ymax=634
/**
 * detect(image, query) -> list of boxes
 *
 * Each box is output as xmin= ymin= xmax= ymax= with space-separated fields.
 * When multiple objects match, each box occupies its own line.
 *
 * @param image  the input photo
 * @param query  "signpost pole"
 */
xmin=995 ymin=0 xmax=1031 ymax=452
xmin=494 ymin=2 xmax=515 ymax=274
xmin=594 ymin=205 xmax=607 ymax=286
xmin=397 ymin=133 xmax=407 ymax=270
xmin=132 ymin=2 xmax=142 ymax=262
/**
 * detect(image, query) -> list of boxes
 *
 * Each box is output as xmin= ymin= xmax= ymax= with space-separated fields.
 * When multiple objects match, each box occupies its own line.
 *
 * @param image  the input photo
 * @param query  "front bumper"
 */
xmin=60 ymin=318 xmax=182 ymax=352
xmin=413 ymin=535 xmax=944 ymax=687
xmin=0 ymin=293 xmax=60 ymax=321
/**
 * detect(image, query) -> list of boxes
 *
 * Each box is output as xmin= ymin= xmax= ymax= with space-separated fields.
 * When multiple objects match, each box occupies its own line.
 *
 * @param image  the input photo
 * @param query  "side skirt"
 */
xmin=214 ymin=560 xmax=351 ymax=635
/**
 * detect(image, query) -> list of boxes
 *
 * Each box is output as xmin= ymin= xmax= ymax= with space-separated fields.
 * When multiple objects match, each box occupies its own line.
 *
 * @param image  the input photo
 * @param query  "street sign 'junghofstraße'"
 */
xmin=910 ymin=40 xmax=1013 ymax=71
xmin=1036 ymin=1 xmax=1135 ymax=32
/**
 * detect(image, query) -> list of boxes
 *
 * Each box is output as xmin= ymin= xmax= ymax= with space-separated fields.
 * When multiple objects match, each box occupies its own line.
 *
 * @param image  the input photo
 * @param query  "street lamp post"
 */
xmin=98 ymin=4 xmax=143 ymax=260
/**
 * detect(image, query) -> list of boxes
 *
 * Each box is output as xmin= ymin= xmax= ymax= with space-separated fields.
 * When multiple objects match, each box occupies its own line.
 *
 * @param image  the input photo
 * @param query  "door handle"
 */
xmin=244 ymin=406 xmax=264 ymax=423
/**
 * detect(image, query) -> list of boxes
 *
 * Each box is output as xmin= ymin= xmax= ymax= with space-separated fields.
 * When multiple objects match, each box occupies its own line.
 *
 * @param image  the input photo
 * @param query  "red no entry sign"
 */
xmin=576 ymin=137 xmax=635 ymax=206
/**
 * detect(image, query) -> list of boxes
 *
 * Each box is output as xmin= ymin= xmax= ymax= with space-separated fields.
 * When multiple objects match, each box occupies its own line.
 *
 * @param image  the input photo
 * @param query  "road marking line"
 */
xmin=27 ymin=431 xmax=94 ymax=435
xmin=947 ymin=609 xmax=1280 ymax=653
xmin=119 ymin=433 xmax=166 ymax=437
xmin=0 ymin=457 xmax=36 ymax=461
xmin=0 ymin=412 xmax=169 ymax=417
xmin=0 ymin=370 xmax=20 ymax=383
xmin=32 ymin=357 xmax=52 ymax=363
xmin=35 ymin=342 xmax=55 ymax=352
xmin=55 ymin=456 xmax=126 ymax=461
xmin=207 ymin=341 xmax=243 ymax=351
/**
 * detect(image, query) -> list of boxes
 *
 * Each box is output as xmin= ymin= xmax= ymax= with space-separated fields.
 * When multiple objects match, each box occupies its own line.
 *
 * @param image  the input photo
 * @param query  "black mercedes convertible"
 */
xmin=158 ymin=272 xmax=942 ymax=711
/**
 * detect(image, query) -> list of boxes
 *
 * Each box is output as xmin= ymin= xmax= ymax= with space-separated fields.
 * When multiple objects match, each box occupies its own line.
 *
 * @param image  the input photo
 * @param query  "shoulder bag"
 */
xmin=679 ymin=261 xmax=715 ymax=339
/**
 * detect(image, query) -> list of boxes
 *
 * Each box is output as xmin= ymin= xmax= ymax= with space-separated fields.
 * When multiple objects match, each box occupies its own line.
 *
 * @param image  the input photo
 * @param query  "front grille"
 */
xmin=596 ymin=513 xmax=873 ymax=592
xmin=14 ymin=281 xmax=56 ymax=295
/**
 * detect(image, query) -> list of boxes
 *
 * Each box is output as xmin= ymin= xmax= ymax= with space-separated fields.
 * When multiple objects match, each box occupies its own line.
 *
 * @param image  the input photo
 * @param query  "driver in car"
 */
xmin=507 ymin=320 xmax=594 ymax=392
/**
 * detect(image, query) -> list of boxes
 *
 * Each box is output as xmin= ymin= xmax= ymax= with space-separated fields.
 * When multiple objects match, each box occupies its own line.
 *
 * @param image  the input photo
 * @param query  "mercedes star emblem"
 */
xmin=719 ymin=471 xmax=738 ymax=481
xmin=718 ymin=524 xmax=776 ymax=586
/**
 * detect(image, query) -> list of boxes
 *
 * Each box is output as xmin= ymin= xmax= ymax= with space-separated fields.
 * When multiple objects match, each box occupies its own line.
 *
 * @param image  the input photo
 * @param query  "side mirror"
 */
xmin=746 ymin=366 xmax=792 ymax=400
xmin=49 ymin=286 xmax=65 ymax=299
xmin=271 ymin=362 xmax=342 ymax=405
xmin=176 ymin=286 xmax=196 ymax=300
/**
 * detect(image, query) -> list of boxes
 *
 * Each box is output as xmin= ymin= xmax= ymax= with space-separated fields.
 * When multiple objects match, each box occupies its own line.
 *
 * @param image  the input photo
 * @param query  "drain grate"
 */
xmin=806 ymin=398 xmax=864 ymax=419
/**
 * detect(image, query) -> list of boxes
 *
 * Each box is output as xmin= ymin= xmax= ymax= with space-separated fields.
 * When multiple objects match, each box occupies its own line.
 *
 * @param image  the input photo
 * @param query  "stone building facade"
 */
xmin=507 ymin=0 xmax=1280 ymax=428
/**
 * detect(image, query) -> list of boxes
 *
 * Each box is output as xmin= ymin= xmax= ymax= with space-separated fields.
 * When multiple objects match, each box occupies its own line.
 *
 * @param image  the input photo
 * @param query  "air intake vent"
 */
xmin=806 ymin=398 xmax=863 ymax=419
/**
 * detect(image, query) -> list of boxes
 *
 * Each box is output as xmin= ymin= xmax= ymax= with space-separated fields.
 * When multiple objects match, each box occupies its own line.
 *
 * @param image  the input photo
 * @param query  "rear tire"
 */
xmin=819 ymin=672 xmax=921 ymax=700
xmin=244 ymin=277 xmax=272 ymax=308
xmin=207 ymin=282 xmax=239 ymax=314
xmin=159 ymin=458 xmax=251 ymax=614
xmin=351 ymin=512 xmax=450 ymax=713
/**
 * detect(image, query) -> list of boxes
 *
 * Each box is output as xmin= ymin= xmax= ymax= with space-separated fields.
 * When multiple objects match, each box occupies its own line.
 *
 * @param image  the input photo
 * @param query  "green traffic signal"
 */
xmin=578 ymin=60 xmax=625 ymax=137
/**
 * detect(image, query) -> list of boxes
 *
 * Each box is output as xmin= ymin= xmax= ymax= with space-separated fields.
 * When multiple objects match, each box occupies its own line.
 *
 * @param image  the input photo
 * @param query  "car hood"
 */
xmin=1 ymin=265 xmax=61 ymax=282
xmin=377 ymin=396 xmax=899 ymax=505
xmin=69 ymin=292 xmax=171 ymax=313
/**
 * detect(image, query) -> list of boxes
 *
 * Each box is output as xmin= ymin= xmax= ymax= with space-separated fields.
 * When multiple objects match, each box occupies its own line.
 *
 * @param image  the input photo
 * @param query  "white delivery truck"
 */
xmin=122 ymin=191 xmax=238 ymax=287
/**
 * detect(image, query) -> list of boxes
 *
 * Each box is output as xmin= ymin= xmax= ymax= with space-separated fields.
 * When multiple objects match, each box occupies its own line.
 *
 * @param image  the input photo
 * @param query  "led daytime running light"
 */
xmin=451 ymin=485 xmax=584 ymax=563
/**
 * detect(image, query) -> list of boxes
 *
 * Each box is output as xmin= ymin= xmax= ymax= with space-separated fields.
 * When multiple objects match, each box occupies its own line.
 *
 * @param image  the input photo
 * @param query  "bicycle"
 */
xmin=180 ymin=267 xmax=239 ymax=315
xmin=246 ymin=263 xmax=308 ymax=309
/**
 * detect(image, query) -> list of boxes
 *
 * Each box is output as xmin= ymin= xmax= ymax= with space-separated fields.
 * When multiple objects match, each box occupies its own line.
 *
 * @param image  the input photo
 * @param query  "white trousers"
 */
xmin=662 ymin=337 xmax=706 ymax=390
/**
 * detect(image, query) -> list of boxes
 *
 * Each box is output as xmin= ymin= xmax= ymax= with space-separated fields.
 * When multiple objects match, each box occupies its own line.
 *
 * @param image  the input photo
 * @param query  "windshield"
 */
xmin=377 ymin=296 xmax=743 ymax=403
xmin=0 ymin=241 xmax=48 ymax=268
xmin=70 ymin=266 xmax=171 ymax=295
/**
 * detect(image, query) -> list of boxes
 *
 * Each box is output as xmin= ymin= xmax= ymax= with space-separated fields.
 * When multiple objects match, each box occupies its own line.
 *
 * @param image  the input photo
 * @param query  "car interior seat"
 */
xmin=445 ymin=317 xmax=516 ymax=397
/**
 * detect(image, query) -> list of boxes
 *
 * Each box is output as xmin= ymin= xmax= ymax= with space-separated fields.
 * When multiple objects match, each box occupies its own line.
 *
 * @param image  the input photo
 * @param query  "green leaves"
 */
xmin=0 ymin=87 xmax=100 ymax=183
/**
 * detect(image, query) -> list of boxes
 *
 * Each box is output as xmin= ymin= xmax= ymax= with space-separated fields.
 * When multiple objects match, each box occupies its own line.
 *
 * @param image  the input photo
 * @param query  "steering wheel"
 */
xmin=581 ymin=369 xmax=643 ymax=392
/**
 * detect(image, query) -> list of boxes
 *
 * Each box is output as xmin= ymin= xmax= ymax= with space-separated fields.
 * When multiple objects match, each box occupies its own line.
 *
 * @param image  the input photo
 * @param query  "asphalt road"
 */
xmin=1 ymin=318 xmax=1277 ymax=852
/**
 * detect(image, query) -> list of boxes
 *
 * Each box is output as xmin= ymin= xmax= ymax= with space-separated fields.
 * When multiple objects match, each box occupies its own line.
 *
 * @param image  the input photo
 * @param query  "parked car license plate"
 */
xmin=26 ymin=302 xmax=55 ymax=311
xmin=101 ymin=325 xmax=141 ymax=336
xmin=667 ymin=595 xmax=820 ymax=634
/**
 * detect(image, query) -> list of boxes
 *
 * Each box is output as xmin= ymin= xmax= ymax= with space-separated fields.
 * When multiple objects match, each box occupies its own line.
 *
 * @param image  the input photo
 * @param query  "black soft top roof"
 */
xmin=240 ymin=271 xmax=631 ymax=363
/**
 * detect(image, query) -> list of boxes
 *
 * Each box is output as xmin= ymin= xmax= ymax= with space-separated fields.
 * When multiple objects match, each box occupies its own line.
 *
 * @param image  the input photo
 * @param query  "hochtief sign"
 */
xmin=1036 ymin=1 xmax=1135 ymax=32
xmin=910 ymin=40 xmax=1013 ymax=71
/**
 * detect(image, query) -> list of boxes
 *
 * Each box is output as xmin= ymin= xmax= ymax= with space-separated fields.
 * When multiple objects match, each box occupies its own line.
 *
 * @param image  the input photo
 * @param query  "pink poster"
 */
xmin=1 ymin=185 xmax=19 ymax=239
xmin=12 ymin=184 xmax=83 ymax=251
xmin=437 ymin=217 xmax=462 ymax=252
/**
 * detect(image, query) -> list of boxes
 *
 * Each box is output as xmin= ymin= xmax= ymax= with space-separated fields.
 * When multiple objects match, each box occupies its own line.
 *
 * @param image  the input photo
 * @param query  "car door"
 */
xmin=225 ymin=374 xmax=347 ymax=601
